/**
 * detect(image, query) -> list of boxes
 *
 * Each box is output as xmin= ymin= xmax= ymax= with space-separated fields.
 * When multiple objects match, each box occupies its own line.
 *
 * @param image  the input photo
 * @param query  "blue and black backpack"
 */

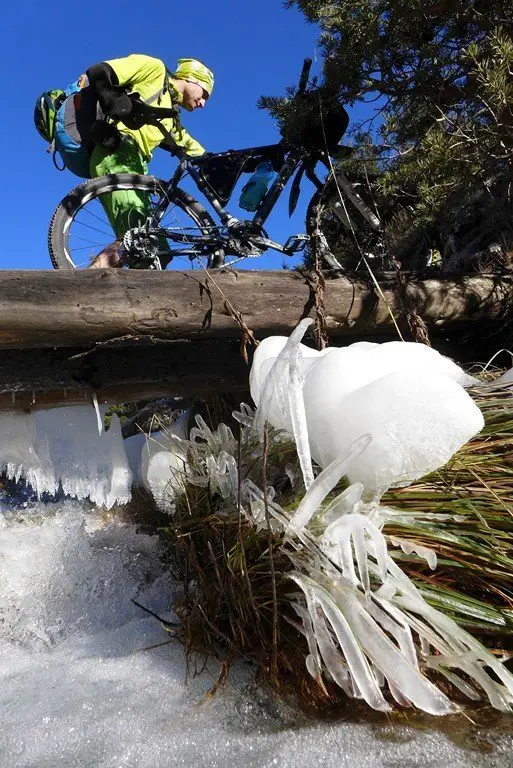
xmin=34 ymin=75 xmax=103 ymax=178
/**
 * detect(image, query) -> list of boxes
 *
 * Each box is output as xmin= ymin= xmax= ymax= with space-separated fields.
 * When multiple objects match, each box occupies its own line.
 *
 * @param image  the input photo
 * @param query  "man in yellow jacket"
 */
xmin=85 ymin=54 xmax=214 ymax=267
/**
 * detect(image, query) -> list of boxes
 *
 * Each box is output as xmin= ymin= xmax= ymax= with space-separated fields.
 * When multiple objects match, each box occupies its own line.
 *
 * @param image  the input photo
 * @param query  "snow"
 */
xmin=1 ymin=501 xmax=512 ymax=767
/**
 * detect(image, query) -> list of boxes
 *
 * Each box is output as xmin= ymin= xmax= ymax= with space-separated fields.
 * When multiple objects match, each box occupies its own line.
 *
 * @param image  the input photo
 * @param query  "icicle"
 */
xmin=254 ymin=318 xmax=313 ymax=437
xmin=322 ymin=482 xmax=364 ymax=525
xmin=286 ymin=434 xmax=372 ymax=534
xmin=288 ymin=322 xmax=314 ymax=490
xmin=390 ymin=537 xmax=438 ymax=570
xmin=92 ymin=393 xmax=103 ymax=435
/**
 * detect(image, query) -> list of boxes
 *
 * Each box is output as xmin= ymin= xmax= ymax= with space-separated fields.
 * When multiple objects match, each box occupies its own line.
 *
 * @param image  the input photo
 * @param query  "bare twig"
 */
xmin=262 ymin=424 xmax=279 ymax=678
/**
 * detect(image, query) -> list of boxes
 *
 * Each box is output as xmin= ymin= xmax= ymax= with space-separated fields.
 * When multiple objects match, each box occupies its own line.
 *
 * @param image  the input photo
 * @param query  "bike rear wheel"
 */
xmin=48 ymin=173 xmax=223 ymax=269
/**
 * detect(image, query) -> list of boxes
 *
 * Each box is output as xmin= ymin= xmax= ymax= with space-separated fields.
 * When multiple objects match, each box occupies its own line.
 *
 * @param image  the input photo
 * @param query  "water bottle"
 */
xmin=239 ymin=161 xmax=275 ymax=212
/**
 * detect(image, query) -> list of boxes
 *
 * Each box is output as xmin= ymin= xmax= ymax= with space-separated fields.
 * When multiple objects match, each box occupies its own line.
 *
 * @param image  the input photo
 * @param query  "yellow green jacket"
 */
xmin=105 ymin=54 xmax=205 ymax=158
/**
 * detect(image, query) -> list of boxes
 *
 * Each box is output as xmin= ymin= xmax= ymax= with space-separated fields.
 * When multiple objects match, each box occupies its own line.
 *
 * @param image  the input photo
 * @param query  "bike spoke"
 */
xmin=157 ymin=203 xmax=211 ymax=267
xmin=71 ymin=219 xmax=114 ymax=239
xmin=53 ymin=178 xmax=222 ymax=269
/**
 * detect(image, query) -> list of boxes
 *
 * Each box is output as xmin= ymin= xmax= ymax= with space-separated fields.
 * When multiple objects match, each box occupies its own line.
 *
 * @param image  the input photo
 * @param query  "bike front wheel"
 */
xmin=48 ymin=173 xmax=224 ymax=269
xmin=305 ymin=175 xmax=383 ymax=271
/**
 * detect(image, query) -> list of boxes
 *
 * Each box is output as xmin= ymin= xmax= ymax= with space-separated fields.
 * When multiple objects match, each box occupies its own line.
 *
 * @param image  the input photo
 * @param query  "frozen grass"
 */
xmin=153 ymin=379 xmax=513 ymax=715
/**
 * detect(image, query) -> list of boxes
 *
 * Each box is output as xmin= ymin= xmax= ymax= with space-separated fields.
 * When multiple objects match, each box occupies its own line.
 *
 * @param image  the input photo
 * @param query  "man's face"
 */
xmin=181 ymin=81 xmax=208 ymax=111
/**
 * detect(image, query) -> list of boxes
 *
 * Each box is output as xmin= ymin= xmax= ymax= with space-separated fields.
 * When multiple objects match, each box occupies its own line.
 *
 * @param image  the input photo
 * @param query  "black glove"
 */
xmin=98 ymin=87 xmax=133 ymax=121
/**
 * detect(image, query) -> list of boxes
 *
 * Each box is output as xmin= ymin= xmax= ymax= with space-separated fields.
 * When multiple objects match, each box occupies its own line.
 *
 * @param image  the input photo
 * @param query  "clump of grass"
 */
xmin=154 ymin=384 xmax=513 ymax=713
xmin=382 ymin=383 xmax=513 ymax=643
xmin=162 ymin=420 xmax=329 ymax=709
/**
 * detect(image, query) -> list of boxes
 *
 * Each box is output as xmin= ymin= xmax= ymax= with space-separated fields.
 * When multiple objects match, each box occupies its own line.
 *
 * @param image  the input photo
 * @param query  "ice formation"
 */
xmin=0 ymin=405 xmax=131 ymax=508
xmin=0 ymin=321 xmax=508 ymax=719
xmin=243 ymin=324 xmax=513 ymax=714
xmin=153 ymin=389 xmax=513 ymax=714
xmin=251 ymin=323 xmax=484 ymax=495
xmin=124 ymin=410 xmax=190 ymax=510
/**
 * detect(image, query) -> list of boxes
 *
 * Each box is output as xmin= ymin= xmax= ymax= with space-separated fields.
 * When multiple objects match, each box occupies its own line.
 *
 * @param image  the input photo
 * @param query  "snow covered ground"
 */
xmin=1 ymin=500 xmax=512 ymax=768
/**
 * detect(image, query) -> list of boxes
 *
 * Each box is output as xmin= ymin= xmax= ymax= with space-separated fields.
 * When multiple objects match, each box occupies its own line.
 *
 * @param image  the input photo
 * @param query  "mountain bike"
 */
xmin=48 ymin=59 xmax=382 ymax=271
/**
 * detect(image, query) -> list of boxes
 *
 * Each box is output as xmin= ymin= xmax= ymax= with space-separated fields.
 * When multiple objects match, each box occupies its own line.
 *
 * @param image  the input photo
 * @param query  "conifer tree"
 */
xmin=267 ymin=1 xmax=513 ymax=270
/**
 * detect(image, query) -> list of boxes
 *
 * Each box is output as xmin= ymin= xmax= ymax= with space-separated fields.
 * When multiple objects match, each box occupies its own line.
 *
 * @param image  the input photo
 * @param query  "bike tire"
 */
xmin=48 ymin=173 xmax=223 ymax=270
xmin=305 ymin=176 xmax=382 ymax=270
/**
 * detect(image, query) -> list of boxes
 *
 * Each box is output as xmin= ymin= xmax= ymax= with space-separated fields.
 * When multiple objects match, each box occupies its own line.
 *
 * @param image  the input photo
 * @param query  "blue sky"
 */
xmin=3 ymin=0 xmax=371 ymax=270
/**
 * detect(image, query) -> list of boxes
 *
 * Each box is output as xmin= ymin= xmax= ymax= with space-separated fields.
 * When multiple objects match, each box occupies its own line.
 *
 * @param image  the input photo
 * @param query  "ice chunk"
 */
xmin=250 ymin=330 xmax=484 ymax=497
xmin=251 ymin=338 xmax=478 ymax=450
xmin=124 ymin=411 xmax=191 ymax=511
xmin=124 ymin=410 xmax=190 ymax=485
xmin=34 ymin=406 xmax=132 ymax=508
xmin=0 ymin=405 xmax=132 ymax=508
xmin=306 ymin=371 xmax=483 ymax=495
xmin=140 ymin=439 xmax=188 ymax=512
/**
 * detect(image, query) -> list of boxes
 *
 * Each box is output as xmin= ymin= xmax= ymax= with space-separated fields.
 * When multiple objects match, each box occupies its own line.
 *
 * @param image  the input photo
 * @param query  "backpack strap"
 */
xmin=52 ymin=149 xmax=66 ymax=171
xmin=141 ymin=68 xmax=174 ymax=106
xmin=139 ymin=68 xmax=184 ymax=140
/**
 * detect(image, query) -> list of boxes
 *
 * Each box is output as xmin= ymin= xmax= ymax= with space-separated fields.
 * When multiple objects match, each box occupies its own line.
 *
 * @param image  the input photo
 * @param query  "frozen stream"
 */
xmin=1 ymin=498 xmax=512 ymax=768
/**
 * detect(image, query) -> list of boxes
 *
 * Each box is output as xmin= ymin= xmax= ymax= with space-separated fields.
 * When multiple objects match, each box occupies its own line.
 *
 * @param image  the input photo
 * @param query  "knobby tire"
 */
xmin=48 ymin=173 xmax=220 ymax=270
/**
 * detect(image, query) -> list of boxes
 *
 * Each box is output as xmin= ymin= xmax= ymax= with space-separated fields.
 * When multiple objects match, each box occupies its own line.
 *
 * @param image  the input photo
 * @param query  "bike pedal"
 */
xmin=283 ymin=234 xmax=309 ymax=255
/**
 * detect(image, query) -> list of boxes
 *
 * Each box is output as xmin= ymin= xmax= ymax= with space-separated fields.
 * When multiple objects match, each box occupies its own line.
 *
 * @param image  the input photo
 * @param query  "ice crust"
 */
xmin=251 ymin=334 xmax=484 ymax=494
xmin=248 ymin=327 xmax=513 ymax=715
xmin=0 ymin=405 xmax=131 ymax=508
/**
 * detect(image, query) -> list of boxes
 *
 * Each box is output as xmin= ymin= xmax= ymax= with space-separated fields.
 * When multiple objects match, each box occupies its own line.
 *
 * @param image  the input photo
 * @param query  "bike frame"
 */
xmin=144 ymin=117 xmax=325 ymax=258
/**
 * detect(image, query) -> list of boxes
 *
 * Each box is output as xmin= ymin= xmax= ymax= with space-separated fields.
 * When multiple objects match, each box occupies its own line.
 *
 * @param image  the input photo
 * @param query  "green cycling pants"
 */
xmin=89 ymin=136 xmax=150 ymax=239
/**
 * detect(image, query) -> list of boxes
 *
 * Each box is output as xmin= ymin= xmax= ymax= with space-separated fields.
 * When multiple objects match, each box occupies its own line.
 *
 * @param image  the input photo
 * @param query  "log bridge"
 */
xmin=0 ymin=268 xmax=512 ymax=411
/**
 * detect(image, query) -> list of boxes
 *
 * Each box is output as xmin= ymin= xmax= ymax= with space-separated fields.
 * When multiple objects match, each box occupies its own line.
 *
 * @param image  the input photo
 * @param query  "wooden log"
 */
xmin=0 ymin=269 xmax=512 ymax=408
xmin=0 ymin=269 xmax=512 ymax=349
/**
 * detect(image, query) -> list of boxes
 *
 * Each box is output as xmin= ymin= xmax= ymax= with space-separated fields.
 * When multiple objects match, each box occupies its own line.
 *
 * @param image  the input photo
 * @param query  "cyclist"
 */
xmin=70 ymin=54 xmax=214 ymax=267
